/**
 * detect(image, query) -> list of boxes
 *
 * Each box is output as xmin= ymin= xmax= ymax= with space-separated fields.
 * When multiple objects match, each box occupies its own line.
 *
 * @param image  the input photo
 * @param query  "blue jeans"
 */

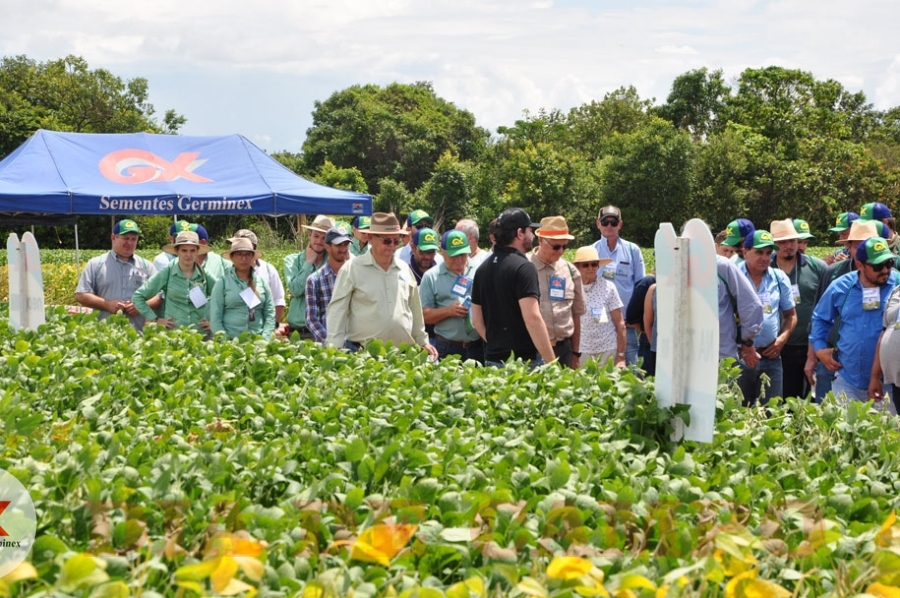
xmin=433 ymin=337 xmax=484 ymax=364
xmin=832 ymin=374 xmax=870 ymax=404
xmin=738 ymin=355 xmax=783 ymax=407
xmin=814 ymin=361 xmax=835 ymax=404
xmin=625 ymin=327 xmax=639 ymax=367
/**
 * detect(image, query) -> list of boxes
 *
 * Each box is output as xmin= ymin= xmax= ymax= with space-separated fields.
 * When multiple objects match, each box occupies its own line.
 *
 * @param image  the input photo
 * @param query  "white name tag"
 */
xmin=189 ymin=285 xmax=207 ymax=308
xmin=240 ymin=287 xmax=261 ymax=309
xmin=791 ymin=284 xmax=801 ymax=305
xmin=863 ymin=287 xmax=881 ymax=311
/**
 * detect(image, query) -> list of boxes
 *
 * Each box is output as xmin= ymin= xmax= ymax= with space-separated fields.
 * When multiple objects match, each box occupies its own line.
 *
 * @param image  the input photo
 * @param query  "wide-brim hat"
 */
xmin=536 ymin=215 xmax=575 ymax=240
xmin=163 ymin=231 xmax=211 ymax=255
xmin=770 ymin=219 xmax=801 ymax=242
xmin=838 ymin=220 xmax=879 ymax=244
xmin=302 ymin=214 xmax=335 ymax=234
xmin=572 ymin=246 xmax=613 ymax=267
xmin=367 ymin=212 xmax=408 ymax=235
xmin=226 ymin=229 xmax=259 ymax=246
xmin=223 ymin=237 xmax=262 ymax=260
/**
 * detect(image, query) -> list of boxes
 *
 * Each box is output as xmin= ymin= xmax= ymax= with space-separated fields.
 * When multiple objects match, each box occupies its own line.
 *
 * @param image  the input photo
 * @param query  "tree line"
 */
xmin=2 ymin=55 xmax=898 ymax=248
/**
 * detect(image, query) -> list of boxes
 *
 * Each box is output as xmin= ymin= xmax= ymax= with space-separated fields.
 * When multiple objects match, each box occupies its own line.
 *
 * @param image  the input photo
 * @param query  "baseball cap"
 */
xmin=598 ymin=206 xmax=621 ymax=220
xmin=497 ymin=208 xmax=541 ymax=231
xmin=171 ymin=221 xmax=193 ymax=235
xmin=113 ymin=219 xmax=141 ymax=235
xmin=353 ymin=216 xmax=372 ymax=230
xmin=413 ymin=228 xmax=440 ymax=251
xmin=441 ymin=230 xmax=471 ymax=257
xmin=722 ymin=219 xmax=755 ymax=247
xmin=325 ymin=226 xmax=352 ymax=245
xmin=335 ymin=220 xmax=352 ymax=235
xmin=191 ymin=223 xmax=209 ymax=242
xmin=407 ymin=210 xmax=434 ymax=227
xmin=829 ymin=212 xmax=859 ymax=232
xmin=856 ymin=236 xmax=894 ymax=265
xmin=792 ymin=219 xmax=814 ymax=240
xmin=744 ymin=229 xmax=777 ymax=250
xmin=861 ymin=202 xmax=892 ymax=221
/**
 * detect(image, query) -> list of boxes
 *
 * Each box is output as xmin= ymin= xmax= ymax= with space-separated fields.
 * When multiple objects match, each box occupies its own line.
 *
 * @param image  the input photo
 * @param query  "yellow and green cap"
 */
xmin=829 ymin=212 xmax=859 ymax=232
xmin=113 ymin=219 xmax=142 ymax=235
xmin=792 ymin=219 xmax=814 ymax=240
xmin=856 ymin=236 xmax=894 ymax=265
xmin=744 ymin=229 xmax=776 ymax=250
xmin=413 ymin=227 xmax=439 ymax=251
xmin=441 ymin=230 xmax=471 ymax=257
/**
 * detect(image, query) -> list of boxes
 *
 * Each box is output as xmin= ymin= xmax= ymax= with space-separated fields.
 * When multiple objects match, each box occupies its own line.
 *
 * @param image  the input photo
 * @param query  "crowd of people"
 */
xmin=74 ymin=200 xmax=900 ymax=411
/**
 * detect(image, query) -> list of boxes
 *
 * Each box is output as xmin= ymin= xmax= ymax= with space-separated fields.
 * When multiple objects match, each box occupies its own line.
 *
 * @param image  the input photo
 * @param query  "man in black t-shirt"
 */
xmin=471 ymin=208 xmax=555 ymax=366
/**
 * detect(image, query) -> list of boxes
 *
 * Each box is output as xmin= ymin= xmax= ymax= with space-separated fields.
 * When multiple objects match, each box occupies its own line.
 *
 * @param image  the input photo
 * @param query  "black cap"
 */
xmin=498 ymin=208 xmax=540 ymax=231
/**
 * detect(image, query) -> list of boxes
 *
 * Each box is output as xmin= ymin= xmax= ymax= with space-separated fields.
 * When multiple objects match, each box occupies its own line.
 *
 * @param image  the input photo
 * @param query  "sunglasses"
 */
xmin=378 ymin=237 xmax=402 ymax=246
xmin=600 ymin=219 xmax=620 ymax=227
xmin=576 ymin=262 xmax=601 ymax=268
xmin=867 ymin=261 xmax=891 ymax=272
xmin=544 ymin=241 xmax=567 ymax=251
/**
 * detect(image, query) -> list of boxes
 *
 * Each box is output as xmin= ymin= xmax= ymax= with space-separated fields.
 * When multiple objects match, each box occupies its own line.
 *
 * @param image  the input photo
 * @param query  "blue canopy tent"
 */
xmin=0 ymin=130 xmax=371 ymax=217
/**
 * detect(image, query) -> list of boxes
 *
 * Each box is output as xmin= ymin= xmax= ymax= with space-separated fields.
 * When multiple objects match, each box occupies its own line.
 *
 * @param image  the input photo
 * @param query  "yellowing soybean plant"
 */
xmin=2 ymin=312 xmax=900 ymax=597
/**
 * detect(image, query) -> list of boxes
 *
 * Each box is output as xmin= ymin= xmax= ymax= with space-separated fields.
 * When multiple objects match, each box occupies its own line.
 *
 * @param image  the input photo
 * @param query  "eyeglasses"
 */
xmin=867 ymin=261 xmax=891 ymax=272
xmin=378 ymin=237 xmax=402 ymax=246
xmin=600 ymin=219 xmax=620 ymax=227
xmin=544 ymin=240 xmax=567 ymax=251
xmin=576 ymin=262 xmax=601 ymax=268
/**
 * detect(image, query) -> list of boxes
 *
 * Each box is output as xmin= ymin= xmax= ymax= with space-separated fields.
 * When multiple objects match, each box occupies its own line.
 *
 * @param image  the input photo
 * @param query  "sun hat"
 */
xmin=367 ymin=212 xmax=407 ymax=235
xmin=572 ymin=245 xmax=613 ymax=267
xmin=744 ymin=230 xmax=776 ymax=250
xmin=770 ymin=219 xmax=801 ymax=242
xmin=441 ymin=230 xmax=471 ymax=257
xmin=598 ymin=206 xmax=621 ymax=220
xmin=163 ymin=231 xmax=211 ymax=255
xmin=325 ymin=226 xmax=352 ymax=245
xmin=406 ymin=210 xmax=434 ymax=227
xmin=302 ymin=215 xmax=335 ymax=234
xmin=226 ymin=229 xmax=259 ymax=247
xmin=497 ymin=208 xmax=541 ymax=231
xmin=535 ymin=216 xmax=575 ymax=240
xmin=856 ymin=236 xmax=894 ymax=265
xmin=792 ymin=219 xmax=814 ymax=240
xmin=353 ymin=216 xmax=372 ymax=230
xmin=413 ymin=228 xmax=440 ymax=251
xmin=860 ymin=202 xmax=892 ymax=221
xmin=722 ymin=218 xmax=755 ymax=247
xmin=829 ymin=212 xmax=859 ymax=233
xmin=223 ymin=237 xmax=262 ymax=261
xmin=838 ymin=220 xmax=879 ymax=244
xmin=113 ymin=219 xmax=141 ymax=236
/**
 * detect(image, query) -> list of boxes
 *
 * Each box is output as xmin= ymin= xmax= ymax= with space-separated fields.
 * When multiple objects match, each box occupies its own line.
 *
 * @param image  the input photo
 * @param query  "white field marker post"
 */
xmin=7 ymin=232 xmax=46 ymax=331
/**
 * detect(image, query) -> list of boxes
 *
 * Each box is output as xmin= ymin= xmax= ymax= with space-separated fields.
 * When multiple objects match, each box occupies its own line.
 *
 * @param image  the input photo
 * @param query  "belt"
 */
xmin=435 ymin=334 xmax=482 ymax=349
xmin=550 ymin=337 xmax=572 ymax=348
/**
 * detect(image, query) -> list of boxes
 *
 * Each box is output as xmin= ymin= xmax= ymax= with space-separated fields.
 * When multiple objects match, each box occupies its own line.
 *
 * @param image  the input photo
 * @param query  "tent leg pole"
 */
xmin=75 ymin=224 xmax=81 ymax=272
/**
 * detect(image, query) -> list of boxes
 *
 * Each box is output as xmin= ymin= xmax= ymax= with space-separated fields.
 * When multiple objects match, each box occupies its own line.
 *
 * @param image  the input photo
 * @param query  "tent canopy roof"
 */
xmin=0 ymin=130 xmax=371 ymax=217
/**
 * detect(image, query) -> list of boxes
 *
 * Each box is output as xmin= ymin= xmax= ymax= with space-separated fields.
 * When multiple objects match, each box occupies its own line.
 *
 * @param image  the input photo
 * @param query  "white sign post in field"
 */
xmin=7 ymin=232 xmax=45 ymax=331
xmin=654 ymin=219 xmax=719 ymax=443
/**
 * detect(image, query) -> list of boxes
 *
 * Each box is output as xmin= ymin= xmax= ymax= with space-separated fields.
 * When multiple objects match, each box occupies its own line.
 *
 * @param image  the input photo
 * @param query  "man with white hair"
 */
xmin=455 ymin=219 xmax=489 ymax=269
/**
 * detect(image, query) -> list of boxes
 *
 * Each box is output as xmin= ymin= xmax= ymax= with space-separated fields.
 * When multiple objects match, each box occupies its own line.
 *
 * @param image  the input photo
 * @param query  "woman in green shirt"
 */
xmin=133 ymin=231 xmax=215 ymax=335
xmin=209 ymin=238 xmax=276 ymax=340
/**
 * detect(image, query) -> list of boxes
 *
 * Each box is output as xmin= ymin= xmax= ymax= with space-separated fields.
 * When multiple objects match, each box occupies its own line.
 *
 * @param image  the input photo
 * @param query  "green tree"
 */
xmin=302 ymin=81 xmax=489 ymax=193
xmin=656 ymin=67 xmax=729 ymax=141
xmin=567 ymin=86 xmax=654 ymax=160
xmin=0 ymin=54 xmax=184 ymax=159
xmin=374 ymin=178 xmax=413 ymax=215
xmin=313 ymin=160 xmax=368 ymax=193
xmin=418 ymin=152 xmax=470 ymax=230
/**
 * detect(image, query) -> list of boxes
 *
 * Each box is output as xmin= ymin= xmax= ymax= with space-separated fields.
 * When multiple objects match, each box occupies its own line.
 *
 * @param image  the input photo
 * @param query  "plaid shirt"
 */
xmin=305 ymin=262 xmax=338 ymax=343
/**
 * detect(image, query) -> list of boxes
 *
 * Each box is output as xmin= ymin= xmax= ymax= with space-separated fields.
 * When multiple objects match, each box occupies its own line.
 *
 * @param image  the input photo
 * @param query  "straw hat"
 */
xmin=163 ymin=231 xmax=211 ymax=255
xmin=572 ymin=245 xmax=612 ymax=267
xmin=367 ymin=212 xmax=408 ymax=235
xmin=535 ymin=216 xmax=575 ymax=240
xmin=770 ymin=219 xmax=801 ymax=242
xmin=223 ymin=237 xmax=262 ymax=261
xmin=837 ymin=220 xmax=878 ymax=244
xmin=302 ymin=214 xmax=335 ymax=234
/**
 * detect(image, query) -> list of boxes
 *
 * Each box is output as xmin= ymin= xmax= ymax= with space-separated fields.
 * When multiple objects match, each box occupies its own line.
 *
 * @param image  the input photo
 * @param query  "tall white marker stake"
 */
xmin=7 ymin=232 xmax=46 ymax=331
xmin=654 ymin=219 xmax=719 ymax=443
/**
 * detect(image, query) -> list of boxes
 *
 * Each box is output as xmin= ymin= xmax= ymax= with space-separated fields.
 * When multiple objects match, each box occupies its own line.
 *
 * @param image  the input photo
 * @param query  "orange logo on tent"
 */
xmin=99 ymin=150 xmax=213 ymax=184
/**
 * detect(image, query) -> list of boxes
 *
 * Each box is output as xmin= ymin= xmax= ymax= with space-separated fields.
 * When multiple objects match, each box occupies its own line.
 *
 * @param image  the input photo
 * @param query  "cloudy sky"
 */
xmin=3 ymin=0 xmax=898 ymax=153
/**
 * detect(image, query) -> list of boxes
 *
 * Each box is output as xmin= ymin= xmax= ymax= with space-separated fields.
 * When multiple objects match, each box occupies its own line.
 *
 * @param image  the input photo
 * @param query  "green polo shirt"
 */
xmin=419 ymin=262 xmax=481 ymax=343
xmin=771 ymin=252 xmax=826 ymax=346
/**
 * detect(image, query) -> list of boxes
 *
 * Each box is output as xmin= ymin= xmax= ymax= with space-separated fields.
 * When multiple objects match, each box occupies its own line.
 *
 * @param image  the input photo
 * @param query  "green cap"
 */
xmin=441 ymin=230 xmax=471 ymax=257
xmin=723 ymin=218 xmax=755 ymax=246
xmin=856 ymin=236 xmax=894 ymax=265
xmin=113 ymin=219 xmax=142 ymax=235
xmin=335 ymin=220 xmax=352 ymax=235
xmin=354 ymin=216 xmax=372 ymax=230
xmin=792 ymin=219 xmax=814 ymax=240
xmin=407 ymin=210 xmax=434 ymax=227
xmin=413 ymin=228 xmax=439 ymax=251
xmin=829 ymin=212 xmax=859 ymax=232
xmin=744 ymin=230 xmax=776 ymax=250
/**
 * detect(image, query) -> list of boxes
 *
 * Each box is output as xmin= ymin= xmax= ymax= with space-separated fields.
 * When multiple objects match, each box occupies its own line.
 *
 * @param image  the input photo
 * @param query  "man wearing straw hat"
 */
xmin=769 ymin=219 xmax=826 ymax=399
xmin=325 ymin=213 xmax=438 ymax=360
xmin=284 ymin=214 xmax=334 ymax=339
xmin=529 ymin=215 xmax=586 ymax=368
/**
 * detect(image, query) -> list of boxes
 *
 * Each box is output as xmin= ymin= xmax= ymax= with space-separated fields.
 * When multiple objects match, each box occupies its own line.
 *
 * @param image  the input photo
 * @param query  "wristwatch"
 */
xmin=572 ymin=351 xmax=582 ymax=357
xmin=741 ymin=338 xmax=754 ymax=347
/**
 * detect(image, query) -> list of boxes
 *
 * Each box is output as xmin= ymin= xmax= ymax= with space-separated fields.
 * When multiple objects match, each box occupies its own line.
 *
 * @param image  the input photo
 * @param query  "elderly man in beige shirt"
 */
xmin=528 ymin=215 xmax=586 ymax=368
xmin=326 ymin=212 xmax=439 ymax=359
